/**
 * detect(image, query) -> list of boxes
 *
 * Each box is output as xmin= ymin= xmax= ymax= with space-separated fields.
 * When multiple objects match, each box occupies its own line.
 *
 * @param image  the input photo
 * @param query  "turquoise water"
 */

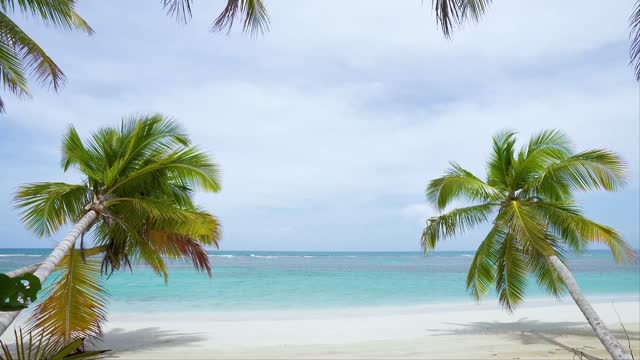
xmin=1 ymin=249 xmax=638 ymax=312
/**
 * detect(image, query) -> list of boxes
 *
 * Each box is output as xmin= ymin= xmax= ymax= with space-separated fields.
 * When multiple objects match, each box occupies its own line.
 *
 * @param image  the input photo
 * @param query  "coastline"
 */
xmin=100 ymin=296 xmax=640 ymax=359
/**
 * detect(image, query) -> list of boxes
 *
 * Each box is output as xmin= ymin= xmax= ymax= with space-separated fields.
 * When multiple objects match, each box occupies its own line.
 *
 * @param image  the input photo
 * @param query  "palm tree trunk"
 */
xmin=0 ymin=210 xmax=97 ymax=337
xmin=5 ymin=263 xmax=42 ymax=278
xmin=547 ymin=255 xmax=632 ymax=360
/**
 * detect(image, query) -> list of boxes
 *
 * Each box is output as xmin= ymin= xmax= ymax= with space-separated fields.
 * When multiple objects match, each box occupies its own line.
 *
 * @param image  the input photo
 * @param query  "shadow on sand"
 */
xmin=97 ymin=327 xmax=206 ymax=353
xmin=430 ymin=318 xmax=640 ymax=360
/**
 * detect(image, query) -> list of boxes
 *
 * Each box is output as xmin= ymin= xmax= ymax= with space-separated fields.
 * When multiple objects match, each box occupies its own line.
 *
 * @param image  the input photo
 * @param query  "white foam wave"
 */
xmin=209 ymin=254 xmax=234 ymax=258
xmin=460 ymin=254 xmax=473 ymax=258
xmin=249 ymin=254 xmax=276 ymax=259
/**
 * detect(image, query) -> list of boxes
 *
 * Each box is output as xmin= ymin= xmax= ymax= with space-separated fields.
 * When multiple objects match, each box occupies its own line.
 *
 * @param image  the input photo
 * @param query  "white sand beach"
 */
xmin=99 ymin=296 xmax=640 ymax=359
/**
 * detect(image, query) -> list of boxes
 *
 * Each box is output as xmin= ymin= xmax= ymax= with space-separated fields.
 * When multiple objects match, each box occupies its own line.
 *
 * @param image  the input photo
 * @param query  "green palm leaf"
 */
xmin=494 ymin=235 xmax=527 ymax=311
xmin=426 ymin=163 xmax=502 ymax=210
xmin=421 ymin=203 xmax=496 ymax=252
xmin=525 ymin=149 xmax=627 ymax=199
xmin=14 ymin=182 xmax=90 ymax=237
xmin=466 ymin=224 xmax=504 ymax=301
xmin=532 ymin=200 xmax=636 ymax=263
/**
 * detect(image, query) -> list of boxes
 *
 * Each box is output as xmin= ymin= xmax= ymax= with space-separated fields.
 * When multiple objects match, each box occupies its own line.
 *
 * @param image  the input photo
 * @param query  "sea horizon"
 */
xmin=2 ymin=248 xmax=638 ymax=314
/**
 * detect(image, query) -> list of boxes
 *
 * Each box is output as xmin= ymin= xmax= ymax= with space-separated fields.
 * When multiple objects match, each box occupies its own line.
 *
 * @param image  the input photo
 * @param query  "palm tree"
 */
xmin=421 ymin=130 xmax=637 ymax=360
xmin=430 ymin=0 xmax=640 ymax=81
xmin=0 ymin=0 xmax=92 ymax=112
xmin=0 ymin=114 xmax=222 ymax=346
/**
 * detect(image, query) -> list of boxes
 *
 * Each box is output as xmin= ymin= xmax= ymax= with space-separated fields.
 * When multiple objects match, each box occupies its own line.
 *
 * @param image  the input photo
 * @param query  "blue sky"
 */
xmin=0 ymin=0 xmax=638 ymax=251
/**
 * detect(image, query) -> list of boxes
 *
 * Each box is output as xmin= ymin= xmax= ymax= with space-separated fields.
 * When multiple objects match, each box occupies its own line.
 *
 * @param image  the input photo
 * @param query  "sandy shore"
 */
xmin=97 ymin=296 xmax=640 ymax=359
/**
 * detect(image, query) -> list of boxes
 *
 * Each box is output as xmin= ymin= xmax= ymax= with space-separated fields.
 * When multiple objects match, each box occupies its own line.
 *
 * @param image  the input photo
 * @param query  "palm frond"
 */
xmin=0 ymin=11 xmax=66 ymax=92
xmin=421 ymin=203 xmax=495 ymax=252
xmin=630 ymin=0 xmax=640 ymax=81
xmin=525 ymin=233 xmax=567 ymax=298
xmin=466 ymin=224 xmax=504 ymax=301
xmin=106 ymin=146 xmax=222 ymax=196
xmin=525 ymin=149 xmax=628 ymax=198
xmin=14 ymin=182 xmax=91 ymax=237
xmin=494 ymin=235 xmax=527 ymax=311
xmin=60 ymin=125 xmax=103 ymax=184
xmin=0 ymin=0 xmax=93 ymax=34
xmin=486 ymin=129 xmax=517 ymax=191
xmin=426 ymin=162 xmax=502 ymax=210
xmin=102 ymin=114 xmax=190 ymax=188
xmin=0 ymin=38 xmax=30 ymax=98
xmin=513 ymin=129 xmax=573 ymax=189
xmin=148 ymin=232 xmax=213 ymax=276
xmin=28 ymin=249 xmax=109 ymax=347
xmin=532 ymin=200 xmax=637 ymax=263
xmin=161 ymin=0 xmax=192 ymax=24
xmin=211 ymin=0 xmax=270 ymax=36
xmin=432 ymin=0 xmax=491 ymax=37
xmin=499 ymin=200 xmax=554 ymax=256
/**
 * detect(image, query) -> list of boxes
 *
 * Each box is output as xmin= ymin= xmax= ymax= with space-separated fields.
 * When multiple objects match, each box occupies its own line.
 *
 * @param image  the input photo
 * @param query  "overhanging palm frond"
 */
xmin=631 ymin=0 xmax=640 ymax=81
xmin=0 ymin=0 xmax=93 ymax=33
xmin=432 ymin=0 xmax=491 ymax=37
xmin=421 ymin=203 xmax=496 ymax=252
xmin=28 ymin=249 xmax=108 ymax=347
xmin=14 ymin=182 xmax=91 ymax=237
xmin=426 ymin=163 xmax=502 ymax=210
xmin=211 ymin=0 xmax=270 ymax=36
xmin=161 ymin=0 xmax=192 ymax=24
xmin=0 ymin=12 xmax=66 ymax=91
xmin=0 ymin=39 xmax=30 ymax=111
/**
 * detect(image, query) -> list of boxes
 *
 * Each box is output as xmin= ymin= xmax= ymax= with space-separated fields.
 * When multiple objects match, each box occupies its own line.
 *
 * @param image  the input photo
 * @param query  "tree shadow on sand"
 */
xmin=429 ymin=318 xmax=639 ymax=360
xmin=96 ymin=327 xmax=207 ymax=353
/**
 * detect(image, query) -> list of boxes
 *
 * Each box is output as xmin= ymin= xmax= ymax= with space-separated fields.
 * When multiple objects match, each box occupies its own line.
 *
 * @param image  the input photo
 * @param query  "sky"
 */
xmin=0 ymin=0 xmax=638 ymax=251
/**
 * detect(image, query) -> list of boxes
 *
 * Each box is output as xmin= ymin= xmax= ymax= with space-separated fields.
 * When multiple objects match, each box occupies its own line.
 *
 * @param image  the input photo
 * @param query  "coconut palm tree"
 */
xmin=421 ymin=130 xmax=637 ymax=360
xmin=0 ymin=0 xmax=92 ymax=112
xmin=431 ymin=0 xmax=640 ymax=81
xmin=0 ymin=114 xmax=221 ymax=346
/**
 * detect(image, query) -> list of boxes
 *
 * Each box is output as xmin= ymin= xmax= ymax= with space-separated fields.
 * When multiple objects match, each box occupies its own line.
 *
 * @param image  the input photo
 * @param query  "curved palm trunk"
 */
xmin=5 ymin=263 xmax=42 ymax=278
xmin=0 ymin=210 xmax=97 ymax=337
xmin=548 ymin=255 xmax=632 ymax=360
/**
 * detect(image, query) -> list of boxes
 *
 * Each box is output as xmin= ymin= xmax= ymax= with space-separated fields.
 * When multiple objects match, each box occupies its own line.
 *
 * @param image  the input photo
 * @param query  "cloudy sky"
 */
xmin=0 ymin=0 xmax=638 ymax=251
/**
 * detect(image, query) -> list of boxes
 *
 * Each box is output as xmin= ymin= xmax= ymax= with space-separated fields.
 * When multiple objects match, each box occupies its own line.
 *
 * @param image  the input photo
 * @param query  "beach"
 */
xmin=2 ymin=251 xmax=639 ymax=358
xmin=102 ymin=297 xmax=640 ymax=359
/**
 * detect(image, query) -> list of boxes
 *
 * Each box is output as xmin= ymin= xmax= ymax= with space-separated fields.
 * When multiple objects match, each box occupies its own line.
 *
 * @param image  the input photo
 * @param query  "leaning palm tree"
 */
xmin=0 ymin=0 xmax=92 ymax=112
xmin=0 ymin=114 xmax=221 ymax=346
xmin=421 ymin=130 xmax=636 ymax=360
xmin=431 ymin=0 xmax=640 ymax=81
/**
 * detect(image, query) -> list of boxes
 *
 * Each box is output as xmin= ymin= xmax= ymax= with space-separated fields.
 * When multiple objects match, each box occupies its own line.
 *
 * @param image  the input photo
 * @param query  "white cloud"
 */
xmin=0 ymin=0 xmax=637 ymax=250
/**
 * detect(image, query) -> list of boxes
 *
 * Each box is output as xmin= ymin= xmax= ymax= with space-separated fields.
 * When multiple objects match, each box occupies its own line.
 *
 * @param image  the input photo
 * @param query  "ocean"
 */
xmin=1 ymin=249 xmax=638 ymax=313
